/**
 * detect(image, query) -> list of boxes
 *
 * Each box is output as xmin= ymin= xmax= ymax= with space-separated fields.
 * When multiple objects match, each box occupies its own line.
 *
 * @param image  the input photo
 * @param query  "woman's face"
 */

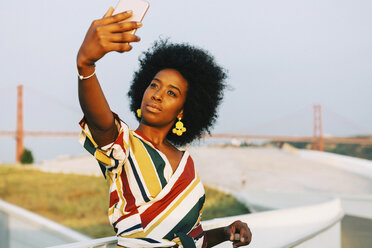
xmin=140 ymin=68 xmax=188 ymax=127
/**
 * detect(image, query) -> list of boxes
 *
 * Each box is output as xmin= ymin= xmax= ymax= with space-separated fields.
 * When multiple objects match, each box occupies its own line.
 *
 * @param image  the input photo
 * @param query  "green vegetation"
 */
xmin=203 ymin=187 xmax=250 ymax=220
xmin=324 ymin=143 xmax=372 ymax=160
xmin=271 ymin=137 xmax=372 ymax=161
xmin=20 ymin=148 xmax=34 ymax=164
xmin=0 ymin=165 xmax=249 ymax=238
xmin=0 ymin=165 xmax=112 ymax=237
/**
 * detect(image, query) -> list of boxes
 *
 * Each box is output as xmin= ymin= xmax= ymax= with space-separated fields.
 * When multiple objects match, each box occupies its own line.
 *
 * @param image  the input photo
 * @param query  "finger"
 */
xmin=230 ymin=225 xmax=236 ymax=241
xmin=109 ymin=33 xmax=141 ymax=43
xmin=108 ymin=42 xmax=132 ymax=53
xmin=246 ymin=226 xmax=252 ymax=244
xmin=232 ymin=239 xmax=248 ymax=247
xmin=102 ymin=10 xmax=133 ymax=25
xmin=232 ymin=240 xmax=245 ymax=247
xmin=103 ymin=7 xmax=114 ymax=18
xmin=240 ymin=223 xmax=251 ymax=244
xmin=239 ymin=228 xmax=246 ymax=243
xmin=234 ymin=229 xmax=251 ymax=246
xmin=106 ymin=21 xmax=142 ymax=33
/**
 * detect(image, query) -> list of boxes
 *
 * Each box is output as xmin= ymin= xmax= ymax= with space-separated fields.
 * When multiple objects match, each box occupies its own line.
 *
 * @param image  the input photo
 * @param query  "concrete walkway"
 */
xmin=189 ymin=147 xmax=372 ymax=196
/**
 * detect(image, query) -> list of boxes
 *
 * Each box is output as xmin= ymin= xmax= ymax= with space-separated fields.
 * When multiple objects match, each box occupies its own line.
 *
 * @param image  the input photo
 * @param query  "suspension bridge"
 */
xmin=1 ymin=85 xmax=372 ymax=248
xmin=1 ymin=85 xmax=371 ymax=163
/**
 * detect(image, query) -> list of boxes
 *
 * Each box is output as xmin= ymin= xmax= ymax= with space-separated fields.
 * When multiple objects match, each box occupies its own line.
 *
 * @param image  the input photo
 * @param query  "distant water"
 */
xmin=0 ymin=135 xmax=252 ymax=163
xmin=0 ymin=138 xmax=85 ymax=164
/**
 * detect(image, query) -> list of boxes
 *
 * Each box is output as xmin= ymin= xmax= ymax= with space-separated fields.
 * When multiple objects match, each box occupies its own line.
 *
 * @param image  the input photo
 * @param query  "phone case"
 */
xmin=113 ymin=0 xmax=150 ymax=22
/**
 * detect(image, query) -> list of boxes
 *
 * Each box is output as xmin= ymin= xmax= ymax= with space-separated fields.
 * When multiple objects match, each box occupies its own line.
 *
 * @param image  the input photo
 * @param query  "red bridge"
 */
xmin=1 ymin=85 xmax=372 ymax=163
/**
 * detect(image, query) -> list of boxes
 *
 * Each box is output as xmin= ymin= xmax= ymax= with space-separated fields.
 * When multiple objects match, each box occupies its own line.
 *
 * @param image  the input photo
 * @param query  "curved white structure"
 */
xmin=49 ymin=199 xmax=343 ymax=248
xmin=204 ymin=199 xmax=343 ymax=248
xmin=298 ymin=149 xmax=372 ymax=180
xmin=0 ymin=200 xmax=90 ymax=248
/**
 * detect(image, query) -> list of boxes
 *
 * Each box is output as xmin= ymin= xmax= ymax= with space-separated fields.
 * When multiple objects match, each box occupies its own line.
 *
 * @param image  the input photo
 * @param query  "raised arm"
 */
xmin=77 ymin=7 xmax=142 ymax=146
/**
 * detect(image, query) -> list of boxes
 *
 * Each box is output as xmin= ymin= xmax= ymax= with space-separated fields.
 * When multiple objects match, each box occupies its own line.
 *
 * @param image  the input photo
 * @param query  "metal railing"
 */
xmin=50 ymin=199 xmax=344 ymax=248
xmin=0 ymin=200 xmax=90 ymax=248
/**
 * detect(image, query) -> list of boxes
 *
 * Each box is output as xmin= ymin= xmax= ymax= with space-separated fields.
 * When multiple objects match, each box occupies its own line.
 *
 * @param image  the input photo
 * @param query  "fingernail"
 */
xmin=137 ymin=22 xmax=142 ymax=27
xmin=125 ymin=10 xmax=133 ymax=14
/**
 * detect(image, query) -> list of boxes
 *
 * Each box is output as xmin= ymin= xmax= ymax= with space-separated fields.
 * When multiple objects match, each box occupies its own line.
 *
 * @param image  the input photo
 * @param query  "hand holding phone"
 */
xmin=77 ymin=7 xmax=143 ymax=69
xmin=113 ymin=0 xmax=150 ymax=34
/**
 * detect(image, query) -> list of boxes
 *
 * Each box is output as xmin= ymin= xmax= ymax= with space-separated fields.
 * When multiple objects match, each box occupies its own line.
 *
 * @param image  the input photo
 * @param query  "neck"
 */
xmin=136 ymin=122 xmax=174 ymax=147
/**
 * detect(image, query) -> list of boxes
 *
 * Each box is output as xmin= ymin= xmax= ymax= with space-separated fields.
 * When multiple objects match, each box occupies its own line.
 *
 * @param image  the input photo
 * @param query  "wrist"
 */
xmin=77 ymin=54 xmax=95 ymax=77
xmin=77 ymin=50 xmax=95 ymax=69
xmin=77 ymin=62 xmax=95 ymax=70
xmin=77 ymin=64 xmax=95 ymax=79
xmin=223 ymin=226 xmax=230 ymax=241
xmin=78 ymin=66 xmax=96 ymax=80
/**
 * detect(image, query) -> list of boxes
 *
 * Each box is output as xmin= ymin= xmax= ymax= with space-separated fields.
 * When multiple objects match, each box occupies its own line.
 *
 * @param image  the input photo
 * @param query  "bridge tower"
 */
xmin=313 ymin=104 xmax=324 ymax=151
xmin=15 ymin=85 xmax=24 ymax=163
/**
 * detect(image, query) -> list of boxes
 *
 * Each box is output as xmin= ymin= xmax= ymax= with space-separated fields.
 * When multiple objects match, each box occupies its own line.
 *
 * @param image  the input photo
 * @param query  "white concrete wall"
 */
xmin=295 ymin=223 xmax=341 ymax=248
xmin=298 ymin=149 xmax=372 ymax=180
xmin=0 ymin=200 xmax=91 ymax=248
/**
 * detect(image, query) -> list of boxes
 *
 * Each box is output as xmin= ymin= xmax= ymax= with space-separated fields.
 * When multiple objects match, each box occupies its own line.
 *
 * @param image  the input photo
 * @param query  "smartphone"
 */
xmin=113 ymin=0 xmax=150 ymax=34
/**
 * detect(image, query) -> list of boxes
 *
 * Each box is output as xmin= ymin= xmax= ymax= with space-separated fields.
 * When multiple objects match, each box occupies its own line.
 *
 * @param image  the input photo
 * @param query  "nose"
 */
xmin=151 ymin=90 xmax=163 ymax=102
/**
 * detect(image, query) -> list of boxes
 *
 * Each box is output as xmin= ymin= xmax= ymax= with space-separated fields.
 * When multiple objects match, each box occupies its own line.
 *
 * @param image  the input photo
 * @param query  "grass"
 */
xmin=203 ymin=187 xmax=250 ymax=220
xmin=0 ymin=165 xmax=249 ymax=238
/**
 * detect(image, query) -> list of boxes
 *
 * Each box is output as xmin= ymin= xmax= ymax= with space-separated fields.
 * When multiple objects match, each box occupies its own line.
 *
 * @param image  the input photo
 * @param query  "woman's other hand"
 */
xmin=225 ymin=220 xmax=252 ymax=247
xmin=77 ymin=7 xmax=142 ymax=68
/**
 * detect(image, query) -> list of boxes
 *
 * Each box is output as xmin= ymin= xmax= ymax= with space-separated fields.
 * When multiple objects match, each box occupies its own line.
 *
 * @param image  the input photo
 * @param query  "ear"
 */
xmin=177 ymin=110 xmax=184 ymax=119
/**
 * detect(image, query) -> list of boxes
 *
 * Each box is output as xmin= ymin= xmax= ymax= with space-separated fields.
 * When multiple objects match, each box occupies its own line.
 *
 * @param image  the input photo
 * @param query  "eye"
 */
xmin=150 ymin=82 xmax=158 ymax=88
xmin=167 ymin=90 xmax=177 ymax=97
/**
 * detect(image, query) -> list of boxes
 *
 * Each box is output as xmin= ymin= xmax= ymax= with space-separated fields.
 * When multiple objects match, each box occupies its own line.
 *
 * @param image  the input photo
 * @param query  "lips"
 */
xmin=145 ymin=103 xmax=162 ymax=112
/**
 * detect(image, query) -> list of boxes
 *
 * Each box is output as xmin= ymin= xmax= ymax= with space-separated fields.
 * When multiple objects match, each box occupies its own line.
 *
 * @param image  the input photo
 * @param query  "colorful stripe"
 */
xmin=130 ymin=136 xmax=162 ymax=198
xmin=140 ymin=139 xmax=168 ymax=188
xmin=141 ymin=156 xmax=196 ymax=228
xmin=128 ymin=155 xmax=151 ymax=202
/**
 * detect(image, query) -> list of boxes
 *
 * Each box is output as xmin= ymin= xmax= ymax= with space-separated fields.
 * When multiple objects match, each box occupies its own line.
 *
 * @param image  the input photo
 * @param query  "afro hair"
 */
xmin=128 ymin=40 xmax=227 ymax=146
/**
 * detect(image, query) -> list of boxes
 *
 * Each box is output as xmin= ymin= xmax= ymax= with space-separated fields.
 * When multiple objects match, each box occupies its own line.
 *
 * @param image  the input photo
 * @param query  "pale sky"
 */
xmin=0 ymin=0 xmax=371 ymax=162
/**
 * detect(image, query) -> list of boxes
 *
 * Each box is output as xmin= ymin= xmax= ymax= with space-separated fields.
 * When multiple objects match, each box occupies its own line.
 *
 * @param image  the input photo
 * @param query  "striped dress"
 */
xmin=79 ymin=114 xmax=207 ymax=248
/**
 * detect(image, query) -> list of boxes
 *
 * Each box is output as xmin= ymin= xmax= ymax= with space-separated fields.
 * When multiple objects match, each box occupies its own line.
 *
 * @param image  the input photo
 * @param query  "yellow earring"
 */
xmin=172 ymin=117 xmax=186 ymax=136
xmin=137 ymin=109 xmax=141 ymax=118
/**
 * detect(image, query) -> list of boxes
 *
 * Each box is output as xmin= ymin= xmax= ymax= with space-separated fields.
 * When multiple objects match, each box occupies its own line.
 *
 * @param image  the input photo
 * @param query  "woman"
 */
xmin=77 ymin=7 xmax=252 ymax=248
